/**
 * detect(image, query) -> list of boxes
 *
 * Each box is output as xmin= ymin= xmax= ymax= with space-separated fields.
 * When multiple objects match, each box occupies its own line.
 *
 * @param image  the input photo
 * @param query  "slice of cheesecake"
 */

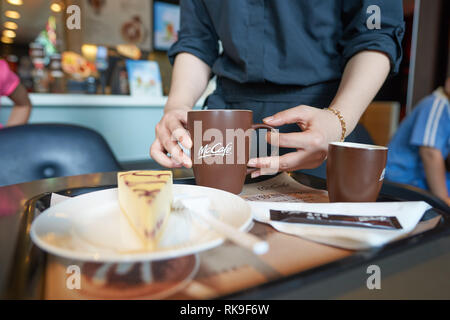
xmin=117 ymin=170 xmax=173 ymax=250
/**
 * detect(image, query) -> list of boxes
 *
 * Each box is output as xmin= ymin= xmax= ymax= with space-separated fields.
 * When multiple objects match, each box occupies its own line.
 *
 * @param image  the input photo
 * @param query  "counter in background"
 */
xmin=0 ymin=94 xmax=204 ymax=162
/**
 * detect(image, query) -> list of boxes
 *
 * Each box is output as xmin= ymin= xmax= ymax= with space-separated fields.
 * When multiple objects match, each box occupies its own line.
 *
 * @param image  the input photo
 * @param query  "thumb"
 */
xmin=263 ymin=105 xmax=312 ymax=126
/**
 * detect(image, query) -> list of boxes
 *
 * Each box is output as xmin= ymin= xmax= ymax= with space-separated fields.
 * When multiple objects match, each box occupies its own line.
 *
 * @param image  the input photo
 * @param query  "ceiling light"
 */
xmin=7 ymin=0 xmax=23 ymax=5
xmin=3 ymin=30 xmax=16 ymax=38
xmin=4 ymin=21 xmax=18 ymax=30
xmin=50 ymin=3 xmax=62 ymax=13
xmin=5 ymin=11 xmax=21 ymax=19
xmin=81 ymin=44 xmax=98 ymax=61
xmin=1 ymin=37 xmax=14 ymax=44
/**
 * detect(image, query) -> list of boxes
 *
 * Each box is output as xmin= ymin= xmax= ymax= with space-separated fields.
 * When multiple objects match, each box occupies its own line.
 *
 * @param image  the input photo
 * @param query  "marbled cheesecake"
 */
xmin=117 ymin=171 xmax=173 ymax=250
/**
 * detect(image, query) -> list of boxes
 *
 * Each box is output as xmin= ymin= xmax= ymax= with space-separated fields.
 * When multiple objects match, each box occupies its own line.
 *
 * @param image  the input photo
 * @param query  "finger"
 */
xmin=277 ymin=152 xmax=308 ymax=171
xmin=251 ymin=170 xmax=261 ymax=179
xmin=267 ymin=130 xmax=324 ymax=150
xmin=167 ymin=116 xmax=192 ymax=149
xmin=248 ymin=152 xmax=307 ymax=172
xmin=247 ymin=157 xmax=280 ymax=175
xmin=160 ymin=127 xmax=192 ymax=167
xmin=263 ymin=105 xmax=313 ymax=126
xmin=150 ymin=140 xmax=182 ymax=168
xmin=277 ymin=150 xmax=326 ymax=171
xmin=165 ymin=140 xmax=192 ymax=168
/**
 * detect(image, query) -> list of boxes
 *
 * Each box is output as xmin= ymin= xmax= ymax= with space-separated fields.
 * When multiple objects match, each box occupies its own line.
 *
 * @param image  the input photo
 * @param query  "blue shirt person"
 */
xmin=386 ymin=84 xmax=450 ymax=206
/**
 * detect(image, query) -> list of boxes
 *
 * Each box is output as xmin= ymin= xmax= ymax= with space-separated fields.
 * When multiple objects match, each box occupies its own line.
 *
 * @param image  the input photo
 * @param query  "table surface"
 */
xmin=0 ymin=170 xmax=449 ymax=300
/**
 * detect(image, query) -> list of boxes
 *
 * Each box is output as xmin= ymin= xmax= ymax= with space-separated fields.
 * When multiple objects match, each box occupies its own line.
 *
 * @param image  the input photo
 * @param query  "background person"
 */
xmin=0 ymin=59 xmax=32 ymax=128
xmin=385 ymin=77 xmax=450 ymax=206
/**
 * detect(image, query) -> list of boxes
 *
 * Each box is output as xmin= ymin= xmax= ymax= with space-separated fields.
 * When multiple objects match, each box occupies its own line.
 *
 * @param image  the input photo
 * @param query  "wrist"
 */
xmin=164 ymin=102 xmax=192 ymax=114
xmin=324 ymin=107 xmax=347 ymax=142
xmin=329 ymin=104 xmax=361 ymax=134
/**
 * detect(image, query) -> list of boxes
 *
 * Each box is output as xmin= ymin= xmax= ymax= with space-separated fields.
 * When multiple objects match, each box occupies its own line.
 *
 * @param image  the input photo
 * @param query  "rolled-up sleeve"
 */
xmin=168 ymin=0 xmax=219 ymax=67
xmin=339 ymin=0 xmax=405 ymax=75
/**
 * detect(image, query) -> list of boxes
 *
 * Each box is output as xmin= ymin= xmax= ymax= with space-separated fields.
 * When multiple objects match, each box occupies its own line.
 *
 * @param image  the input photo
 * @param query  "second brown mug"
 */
xmin=326 ymin=142 xmax=388 ymax=202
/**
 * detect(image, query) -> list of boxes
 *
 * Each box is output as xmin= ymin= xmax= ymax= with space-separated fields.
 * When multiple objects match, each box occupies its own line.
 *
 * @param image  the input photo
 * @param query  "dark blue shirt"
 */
xmin=169 ymin=0 xmax=405 ymax=86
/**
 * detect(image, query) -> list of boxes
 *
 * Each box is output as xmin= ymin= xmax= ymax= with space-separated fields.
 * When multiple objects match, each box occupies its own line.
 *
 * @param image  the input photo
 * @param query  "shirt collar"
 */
xmin=433 ymin=87 xmax=450 ymax=117
xmin=434 ymin=87 xmax=449 ymax=102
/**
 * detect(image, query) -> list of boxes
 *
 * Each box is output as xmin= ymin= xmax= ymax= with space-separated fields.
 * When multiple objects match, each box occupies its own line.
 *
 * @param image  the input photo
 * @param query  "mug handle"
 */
xmin=246 ymin=123 xmax=278 ymax=175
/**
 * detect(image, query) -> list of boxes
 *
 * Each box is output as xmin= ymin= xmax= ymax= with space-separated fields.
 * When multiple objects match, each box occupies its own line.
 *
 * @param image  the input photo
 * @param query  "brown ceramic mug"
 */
xmin=326 ymin=142 xmax=388 ymax=202
xmin=187 ymin=110 xmax=276 ymax=194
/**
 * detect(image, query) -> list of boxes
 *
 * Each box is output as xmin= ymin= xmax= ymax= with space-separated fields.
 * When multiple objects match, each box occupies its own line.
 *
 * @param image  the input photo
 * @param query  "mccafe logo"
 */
xmin=191 ymin=120 xmax=279 ymax=166
xmin=198 ymin=143 xmax=233 ymax=159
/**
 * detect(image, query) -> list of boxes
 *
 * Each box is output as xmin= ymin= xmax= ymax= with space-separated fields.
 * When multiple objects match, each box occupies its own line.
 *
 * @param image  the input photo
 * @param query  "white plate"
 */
xmin=31 ymin=185 xmax=252 ymax=262
xmin=73 ymin=255 xmax=200 ymax=300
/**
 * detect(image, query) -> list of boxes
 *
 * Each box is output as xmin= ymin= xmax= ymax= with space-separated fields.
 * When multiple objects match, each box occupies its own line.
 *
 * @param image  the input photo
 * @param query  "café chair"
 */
xmin=359 ymin=101 xmax=401 ymax=146
xmin=0 ymin=124 xmax=122 ymax=187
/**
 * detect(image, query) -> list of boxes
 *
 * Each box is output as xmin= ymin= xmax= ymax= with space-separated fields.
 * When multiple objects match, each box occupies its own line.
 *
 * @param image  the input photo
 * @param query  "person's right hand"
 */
xmin=150 ymin=108 xmax=193 ymax=168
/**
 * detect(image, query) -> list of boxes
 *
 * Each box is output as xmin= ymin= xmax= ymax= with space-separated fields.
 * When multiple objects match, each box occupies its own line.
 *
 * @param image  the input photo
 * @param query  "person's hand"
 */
xmin=247 ymin=105 xmax=342 ymax=177
xmin=150 ymin=107 xmax=193 ymax=168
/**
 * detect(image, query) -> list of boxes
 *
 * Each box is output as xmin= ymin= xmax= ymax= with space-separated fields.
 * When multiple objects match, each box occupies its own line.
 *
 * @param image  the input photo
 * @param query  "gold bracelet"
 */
xmin=325 ymin=107 xmax=346 ymax=142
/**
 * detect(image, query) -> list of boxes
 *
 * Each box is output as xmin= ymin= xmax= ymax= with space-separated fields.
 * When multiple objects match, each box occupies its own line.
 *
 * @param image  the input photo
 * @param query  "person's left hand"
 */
xmin=247 ymin=105 xmax=343 ymax=178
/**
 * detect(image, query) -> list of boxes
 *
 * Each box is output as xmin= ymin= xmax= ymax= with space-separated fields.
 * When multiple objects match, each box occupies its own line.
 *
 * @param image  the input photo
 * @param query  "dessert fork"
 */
xmin=172 ymin=195 xmax=269 ymax=255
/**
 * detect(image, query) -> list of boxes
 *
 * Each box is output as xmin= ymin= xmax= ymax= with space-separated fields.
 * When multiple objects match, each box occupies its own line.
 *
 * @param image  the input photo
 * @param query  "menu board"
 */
xmin=83 ymin=0 xmax=152 ymax=50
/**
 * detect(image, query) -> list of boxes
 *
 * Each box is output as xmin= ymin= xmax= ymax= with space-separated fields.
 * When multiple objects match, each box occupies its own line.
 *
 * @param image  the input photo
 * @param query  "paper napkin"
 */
xmin=249 ymin=201 xmax=431 ymax=250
